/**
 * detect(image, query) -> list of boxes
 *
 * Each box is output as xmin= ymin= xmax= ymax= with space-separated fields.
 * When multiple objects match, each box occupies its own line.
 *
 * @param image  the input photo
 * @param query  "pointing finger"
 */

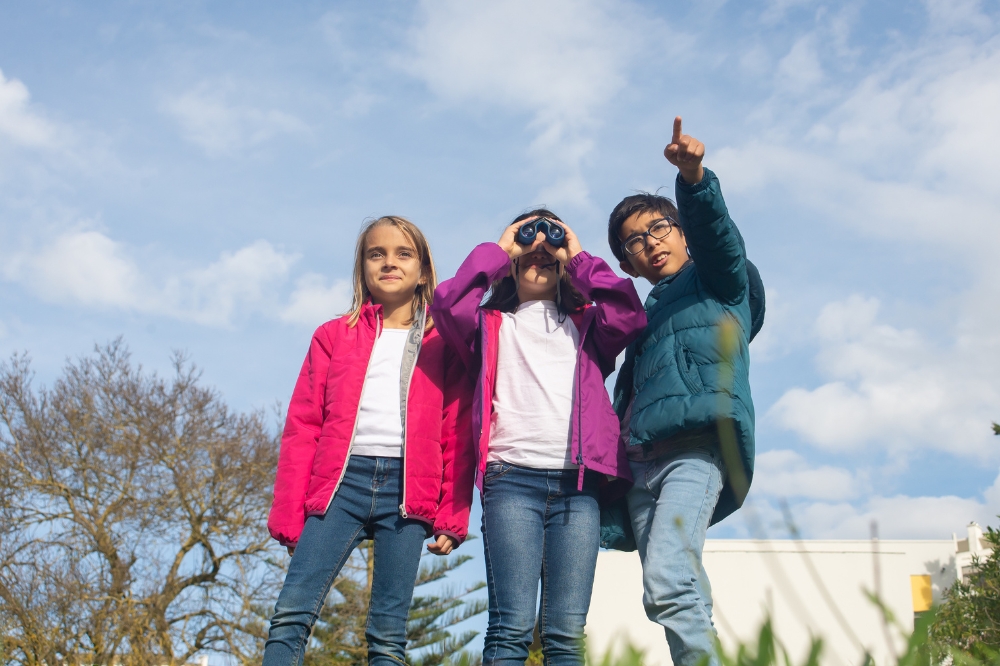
xmin=672 ymin=116 xmax=683 ymax=145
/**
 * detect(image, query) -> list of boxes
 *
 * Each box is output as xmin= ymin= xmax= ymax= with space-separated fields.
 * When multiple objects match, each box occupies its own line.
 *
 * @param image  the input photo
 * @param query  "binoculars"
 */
xmin=516 ymin=218 xmax=566 ymax=247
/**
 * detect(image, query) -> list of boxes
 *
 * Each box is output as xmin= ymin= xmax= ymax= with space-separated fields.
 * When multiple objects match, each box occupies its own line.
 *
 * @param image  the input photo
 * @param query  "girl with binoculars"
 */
xmin=431 ymin=210 xmax=646 ymax=665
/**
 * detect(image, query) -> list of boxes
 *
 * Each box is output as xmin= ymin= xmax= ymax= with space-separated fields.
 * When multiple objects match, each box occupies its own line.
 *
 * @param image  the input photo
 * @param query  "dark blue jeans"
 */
xmin=481 ymin=462 xmax=600 ymax=666
xmin=262 ymin=456 xmax=427 ymax=666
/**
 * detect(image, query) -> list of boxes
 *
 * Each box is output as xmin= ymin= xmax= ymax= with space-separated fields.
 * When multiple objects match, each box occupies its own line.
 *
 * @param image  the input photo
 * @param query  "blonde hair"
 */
xmin=345 ymin=215 xmax=437 ymax=329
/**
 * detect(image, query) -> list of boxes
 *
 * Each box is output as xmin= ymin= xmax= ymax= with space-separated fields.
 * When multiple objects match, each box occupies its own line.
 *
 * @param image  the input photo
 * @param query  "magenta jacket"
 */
xmin=267 ymin=302 xmax=475 ymax=547
xmin=430 ymin=243 xmax=646 ymax=491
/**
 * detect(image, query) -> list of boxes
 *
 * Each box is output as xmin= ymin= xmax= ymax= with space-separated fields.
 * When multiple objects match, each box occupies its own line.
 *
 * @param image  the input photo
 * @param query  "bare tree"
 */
xmin=0 ymin=340 xmax=282 ymax=665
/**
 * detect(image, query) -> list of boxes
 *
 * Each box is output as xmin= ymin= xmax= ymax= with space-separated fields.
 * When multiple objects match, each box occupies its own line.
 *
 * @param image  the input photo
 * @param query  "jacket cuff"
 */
xmin=433 ymin=528 xmax=467 ymax=545
xmin=676 ymin=166 xmax=716 ymax=195
xmin=566 ymin=250 xmax=591 ymax=273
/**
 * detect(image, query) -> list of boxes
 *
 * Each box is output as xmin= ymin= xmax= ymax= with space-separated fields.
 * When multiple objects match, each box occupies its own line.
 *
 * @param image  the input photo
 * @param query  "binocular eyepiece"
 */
xmin=516 ymin=218 xmax=566 ymax=247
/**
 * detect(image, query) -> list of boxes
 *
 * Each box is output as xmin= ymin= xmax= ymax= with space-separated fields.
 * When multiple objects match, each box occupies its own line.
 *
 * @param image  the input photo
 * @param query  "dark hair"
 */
xmin=607 ymin=193 xmax=680 ymax=262
xmin=481 ymin=208 xmax=588 ymax=315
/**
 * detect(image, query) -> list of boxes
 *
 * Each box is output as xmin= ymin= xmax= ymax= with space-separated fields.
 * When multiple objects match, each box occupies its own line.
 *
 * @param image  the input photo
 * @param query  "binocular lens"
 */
xmin=516 ymin=218 xmax=565 ymax=247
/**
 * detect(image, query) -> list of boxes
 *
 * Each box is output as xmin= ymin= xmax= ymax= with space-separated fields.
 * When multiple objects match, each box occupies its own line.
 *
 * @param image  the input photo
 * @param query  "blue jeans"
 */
xmin=627 ymin=445 xmax=725 ymax=666
xmin=481 ymin=462 xmax=600 ymax=666
xmin=262 ymin=456 xmax=427 ymax=666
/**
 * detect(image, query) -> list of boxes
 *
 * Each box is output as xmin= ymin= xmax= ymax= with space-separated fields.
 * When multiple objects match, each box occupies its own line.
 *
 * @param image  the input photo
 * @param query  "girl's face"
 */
xmin=364 ymin=225 xmax=424 ymax=307
xmin=515 ymin=246 xmax=561 ymax=302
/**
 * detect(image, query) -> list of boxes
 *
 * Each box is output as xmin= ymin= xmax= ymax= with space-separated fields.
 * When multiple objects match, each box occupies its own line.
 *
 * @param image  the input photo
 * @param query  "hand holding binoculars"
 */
xmin=516 ymin=218 xmax=566 ymax=248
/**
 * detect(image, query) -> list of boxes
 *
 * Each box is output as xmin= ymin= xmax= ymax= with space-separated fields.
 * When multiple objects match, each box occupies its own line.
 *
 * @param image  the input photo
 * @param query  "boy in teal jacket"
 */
xmin=607 ymin=117 xmax=757 ymax=666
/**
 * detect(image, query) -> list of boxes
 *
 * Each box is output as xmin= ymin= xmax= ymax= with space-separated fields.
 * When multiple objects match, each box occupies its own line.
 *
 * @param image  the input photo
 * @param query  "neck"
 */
xmin=377 ymin=299 xmax=417 ymax=329
xmin=516 ymin=287 xmax=557 ymax=304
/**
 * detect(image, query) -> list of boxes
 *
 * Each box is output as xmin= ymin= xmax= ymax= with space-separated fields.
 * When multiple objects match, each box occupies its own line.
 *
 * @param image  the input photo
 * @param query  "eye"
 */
xmin=399 ymin=250 xmax=414 ymax=258
xmin=649 ymin=221 xmax=672 ymax=237
xmin=368 ymin=250 xmax=384 ymax=259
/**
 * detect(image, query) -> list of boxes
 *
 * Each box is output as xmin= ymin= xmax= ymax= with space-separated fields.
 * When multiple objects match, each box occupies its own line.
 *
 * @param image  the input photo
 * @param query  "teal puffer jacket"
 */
xmin=612 ymin=168 xmax=755 ymax=526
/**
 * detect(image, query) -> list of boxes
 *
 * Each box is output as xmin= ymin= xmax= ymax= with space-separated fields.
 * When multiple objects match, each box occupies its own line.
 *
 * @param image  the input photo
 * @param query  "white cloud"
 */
xmin=280 ymin=273 xmax=351 ymax=328
xmin=776 ymin=35 xmax=824 ymax=93
xmin=768 ymin=295 xmax=1000 ymax=458
xmin=753 ymin=450 xmax=860 ymax=501
xmin=164 ymin=82 xmax=308 ymax=157
xmin=785 ymin=486 xmax=998 ymax=540
xmin=3 ymin=230 xmax=143 ymax=308
xmin=924 ymin=0 xmax=993 ymax=33
xmin=161 ymin=240 xmax=298 ymax=326
xmin=0 ymin=67 xmax=59 ymax=148
xmin=1 ymin=229 xmax=320 ymax=327
xmin=717 ymin=33 xmax=1000 ymax=256
xmin=401 ymin=0 xmax=654 ymax=208
xmin=740 ymin=468 xmax=1000 ymax=540
xmin=714 ymin=19 xmax=1000 ymax=469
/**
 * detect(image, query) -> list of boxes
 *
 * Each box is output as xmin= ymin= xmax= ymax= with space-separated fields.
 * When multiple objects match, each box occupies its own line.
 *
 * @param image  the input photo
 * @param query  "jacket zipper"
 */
xmin=398 ymin=310 xmax=425 ymax=519
xmin=323 ymin=314 xmax=382 ymax=514
xmin=575 ymin=314 xmax=587 ymax=467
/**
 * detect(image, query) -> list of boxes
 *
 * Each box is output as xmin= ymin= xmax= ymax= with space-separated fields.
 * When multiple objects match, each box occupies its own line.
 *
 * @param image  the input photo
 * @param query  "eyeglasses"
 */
xmin=621 ymin=217 xmax=676 ymax=256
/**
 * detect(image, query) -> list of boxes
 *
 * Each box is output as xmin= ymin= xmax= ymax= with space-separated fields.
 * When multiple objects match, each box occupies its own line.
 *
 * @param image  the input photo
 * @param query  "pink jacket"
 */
xmin=267 ymin=302 xmax=475 ymax=547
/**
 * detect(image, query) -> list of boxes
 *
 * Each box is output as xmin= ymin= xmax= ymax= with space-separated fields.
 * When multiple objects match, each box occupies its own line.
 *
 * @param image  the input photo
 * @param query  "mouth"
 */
xmin=522 ymin=253 xmax=557 ymax=270
xmin=379 ymin=274 xmax=402 ymax=281
xmin=650 ymin=251 xmax=670 ymax=269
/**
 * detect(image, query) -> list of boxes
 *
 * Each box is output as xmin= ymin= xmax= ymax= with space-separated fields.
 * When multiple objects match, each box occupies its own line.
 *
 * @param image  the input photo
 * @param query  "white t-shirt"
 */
xmin=488 ymin=300 xmax=580 ymax=469
xmin=352 ymin=328 xmax=409 ymax=457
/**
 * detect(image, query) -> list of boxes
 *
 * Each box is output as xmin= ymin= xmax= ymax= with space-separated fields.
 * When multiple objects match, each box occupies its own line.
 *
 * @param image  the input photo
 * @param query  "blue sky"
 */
xmin=2 ymin=0 xmax=999 ymax=552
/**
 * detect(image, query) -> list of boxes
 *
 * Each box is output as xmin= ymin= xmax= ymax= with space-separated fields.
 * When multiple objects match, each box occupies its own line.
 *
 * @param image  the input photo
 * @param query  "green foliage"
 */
xmin=931 ymin=523 xmax=1000 ymax=658
xmin=407 ymin=539 xmax=487 ymax=666
xmin=712 ymin=619 xmax=822 ymax=666
xmin=588 ymin=640 xmax=646 ymax=666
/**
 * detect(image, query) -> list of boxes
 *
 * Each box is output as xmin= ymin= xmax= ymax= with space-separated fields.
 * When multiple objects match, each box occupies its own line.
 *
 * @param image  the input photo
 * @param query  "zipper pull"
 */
xmin=399 ymin=503 xmax=408 ymax=519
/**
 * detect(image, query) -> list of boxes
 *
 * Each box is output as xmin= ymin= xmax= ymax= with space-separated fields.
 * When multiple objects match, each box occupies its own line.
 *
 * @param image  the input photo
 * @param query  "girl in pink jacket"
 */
xmin=263 ymin=216 xmax=475 ymax=665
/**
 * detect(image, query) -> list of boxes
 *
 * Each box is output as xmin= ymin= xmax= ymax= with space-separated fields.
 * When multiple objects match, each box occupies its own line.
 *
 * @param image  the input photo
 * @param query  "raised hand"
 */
xmin=498 ymin=219 xmax=544 ymax=259
xmin=547 ymin=220 xmax=582 ymax=265
xmin=663 ymin=116 xmax=705 ymax=185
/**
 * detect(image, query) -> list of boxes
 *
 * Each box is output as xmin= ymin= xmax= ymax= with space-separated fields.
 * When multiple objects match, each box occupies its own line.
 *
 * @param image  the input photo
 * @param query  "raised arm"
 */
xmin=429 ymin=243 xmax=511 ymax=372
xmin=665 ymin=116 xmax=747 ymax=304
xmin=565 ymin=251 xmax=646 ymax=376
xmin=267 ymin=325 xmax=332 ymax=547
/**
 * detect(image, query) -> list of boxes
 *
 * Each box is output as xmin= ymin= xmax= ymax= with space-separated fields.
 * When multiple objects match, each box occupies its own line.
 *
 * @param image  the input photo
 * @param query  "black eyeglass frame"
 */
xmin=620 ymin=217 xmax=678 ymax=256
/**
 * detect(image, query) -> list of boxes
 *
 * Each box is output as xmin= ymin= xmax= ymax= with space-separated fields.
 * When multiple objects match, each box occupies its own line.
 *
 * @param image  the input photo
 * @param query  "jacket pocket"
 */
xmin=675 ymin=345 xmax=704 ymax=394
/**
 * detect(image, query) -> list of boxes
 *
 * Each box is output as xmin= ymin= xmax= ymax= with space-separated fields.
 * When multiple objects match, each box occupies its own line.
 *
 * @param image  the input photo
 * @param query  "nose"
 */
xmin=644 ymin=233 xmax=662 ymax=252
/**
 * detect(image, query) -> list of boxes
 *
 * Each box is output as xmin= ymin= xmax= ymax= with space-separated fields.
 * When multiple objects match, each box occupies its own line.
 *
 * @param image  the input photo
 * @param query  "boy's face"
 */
xmin=618 ymin=210 xmax=689 ymax=284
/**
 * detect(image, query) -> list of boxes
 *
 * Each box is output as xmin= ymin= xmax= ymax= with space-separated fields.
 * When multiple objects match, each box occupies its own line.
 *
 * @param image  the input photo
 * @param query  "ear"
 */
xmin=619 ymin=259 xmax=640 ymax=278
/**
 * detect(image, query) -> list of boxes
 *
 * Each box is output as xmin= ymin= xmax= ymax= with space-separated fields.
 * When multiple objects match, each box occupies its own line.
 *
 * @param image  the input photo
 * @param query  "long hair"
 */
xmin=481 ymin=208 xmax=588 ymax=315
xmin=345 ymin=215 xmax=437 ymax=329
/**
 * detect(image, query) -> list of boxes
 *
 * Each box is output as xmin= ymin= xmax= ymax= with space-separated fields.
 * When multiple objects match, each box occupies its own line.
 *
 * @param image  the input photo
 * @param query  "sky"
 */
xmin=2 ymin=0 xmax=1000 ymax=553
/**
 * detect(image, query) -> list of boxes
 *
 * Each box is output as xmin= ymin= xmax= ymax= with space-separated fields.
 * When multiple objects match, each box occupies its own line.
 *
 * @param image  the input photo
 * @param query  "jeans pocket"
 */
xmin=484 ymin=461 xmax=513 ymax=483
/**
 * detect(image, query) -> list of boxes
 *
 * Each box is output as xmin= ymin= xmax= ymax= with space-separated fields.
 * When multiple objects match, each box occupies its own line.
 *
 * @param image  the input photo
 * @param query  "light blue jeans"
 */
xmin=481 ymin=462 xmax=601 ymax=666
xmin=626 ymin=445 xmax=725 ymax=666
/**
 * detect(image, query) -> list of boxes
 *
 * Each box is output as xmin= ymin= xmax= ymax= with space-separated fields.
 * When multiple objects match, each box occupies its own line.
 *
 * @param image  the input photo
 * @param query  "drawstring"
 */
xmin=556 ymin=264 xmax=567 ymax=323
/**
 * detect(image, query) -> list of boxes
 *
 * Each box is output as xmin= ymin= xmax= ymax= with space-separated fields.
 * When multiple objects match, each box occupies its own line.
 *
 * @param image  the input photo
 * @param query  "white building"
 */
xmin=588 ymin=523 xmax=989 ymax=666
